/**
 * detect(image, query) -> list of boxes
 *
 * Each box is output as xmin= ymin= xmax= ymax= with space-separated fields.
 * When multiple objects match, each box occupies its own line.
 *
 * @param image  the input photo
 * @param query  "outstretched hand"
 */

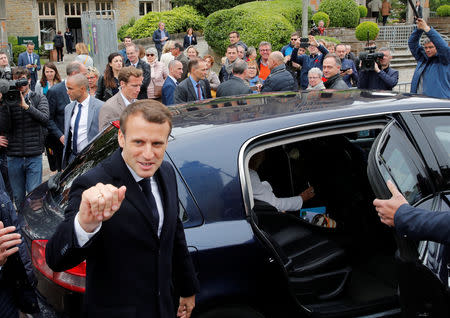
xmin=373 ymin=180 xmax=408 ymax=227
xmin=416 ymin=18 xmax=431 ymax=33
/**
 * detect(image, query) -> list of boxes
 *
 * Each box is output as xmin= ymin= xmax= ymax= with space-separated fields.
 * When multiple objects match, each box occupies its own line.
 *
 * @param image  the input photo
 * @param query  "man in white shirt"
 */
xmin=62 ymin=74 xmax=103 ymax=167
xmin=98 ymin=66 xmax=143 ymax=129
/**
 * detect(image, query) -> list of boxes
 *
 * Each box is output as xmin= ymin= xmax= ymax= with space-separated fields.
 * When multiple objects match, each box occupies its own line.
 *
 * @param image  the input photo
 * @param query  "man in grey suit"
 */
xmin=173 ymin=59 xmax=210 ymax=104
xmin=98 ymin=67 xmax=143 ymax=130
xmin=62 ymin=74 xmax=103 ymax=168
xmin=216 ymin=59 xmax=252 ymax=97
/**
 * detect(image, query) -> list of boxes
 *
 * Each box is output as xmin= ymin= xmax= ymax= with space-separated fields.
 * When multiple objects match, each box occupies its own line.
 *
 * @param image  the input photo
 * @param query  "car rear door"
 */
xmin=367 ymin=112 xmax=450 ymax=317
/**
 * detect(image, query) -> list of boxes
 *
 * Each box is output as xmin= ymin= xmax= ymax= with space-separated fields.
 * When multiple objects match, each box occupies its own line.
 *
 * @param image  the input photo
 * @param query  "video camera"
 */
xmin=309 ymin=20 xmax=320 ymax=36
xmin=358 ymin=32 xmax=384 ymax=72
xmin=0 ymin=77 xmax=29 ymax=107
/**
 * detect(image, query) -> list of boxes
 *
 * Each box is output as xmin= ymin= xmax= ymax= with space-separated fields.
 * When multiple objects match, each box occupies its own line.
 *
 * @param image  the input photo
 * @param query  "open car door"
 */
xmin=367 ymin=115 xmax=450 ymax=317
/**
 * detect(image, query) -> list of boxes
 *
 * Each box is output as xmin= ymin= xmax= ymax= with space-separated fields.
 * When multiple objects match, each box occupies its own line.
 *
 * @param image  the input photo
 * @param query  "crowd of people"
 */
xmin=0 ymin=14 xmax=449 ymax=316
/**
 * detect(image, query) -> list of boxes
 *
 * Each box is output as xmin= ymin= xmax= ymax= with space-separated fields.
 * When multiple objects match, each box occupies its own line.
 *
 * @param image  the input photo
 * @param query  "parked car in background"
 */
xmin=21 ymin=90 xmax=450 ymax=317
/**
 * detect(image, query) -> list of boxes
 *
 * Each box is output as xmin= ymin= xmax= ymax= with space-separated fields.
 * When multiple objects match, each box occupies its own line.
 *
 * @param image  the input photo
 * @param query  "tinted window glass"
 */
xmin=421 ymin=115 xmax=450 ymax=158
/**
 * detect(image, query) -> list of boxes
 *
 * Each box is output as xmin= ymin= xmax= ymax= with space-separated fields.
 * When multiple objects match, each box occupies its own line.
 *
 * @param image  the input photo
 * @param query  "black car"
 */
xmin=21 ymin=90 xmax=450 ymax=317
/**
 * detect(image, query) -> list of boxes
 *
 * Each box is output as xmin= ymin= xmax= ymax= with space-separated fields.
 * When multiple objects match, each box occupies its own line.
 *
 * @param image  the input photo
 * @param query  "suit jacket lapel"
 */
xmin=105 ymin=150 xmax=160 ymax=241
xmin=86 ymin=98 xmax=95 ymax=136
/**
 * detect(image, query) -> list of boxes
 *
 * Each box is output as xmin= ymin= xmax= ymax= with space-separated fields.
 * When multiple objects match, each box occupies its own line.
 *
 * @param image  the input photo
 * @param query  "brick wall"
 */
xmin=6 ymin=0 xmax=38 ymax=37
xmin=116 ymin=0 xmax=139 ymax=27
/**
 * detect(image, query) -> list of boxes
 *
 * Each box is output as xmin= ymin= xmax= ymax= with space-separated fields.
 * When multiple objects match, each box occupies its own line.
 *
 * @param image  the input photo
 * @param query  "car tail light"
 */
xmin=32 ymin=240 xmax=86 ymax=293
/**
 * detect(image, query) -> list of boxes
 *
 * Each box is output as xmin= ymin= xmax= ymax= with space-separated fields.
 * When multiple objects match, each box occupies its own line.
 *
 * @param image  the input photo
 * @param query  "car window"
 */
xmin=376 ymin=123 xmax=430 ymax=204
xmin=420 ymin=115 xmax=450 ymax=158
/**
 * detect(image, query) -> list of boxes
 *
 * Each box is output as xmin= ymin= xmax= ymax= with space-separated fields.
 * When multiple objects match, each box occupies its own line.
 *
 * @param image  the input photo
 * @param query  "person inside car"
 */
xmin=249 ymin=151 xmax=315 ymax=212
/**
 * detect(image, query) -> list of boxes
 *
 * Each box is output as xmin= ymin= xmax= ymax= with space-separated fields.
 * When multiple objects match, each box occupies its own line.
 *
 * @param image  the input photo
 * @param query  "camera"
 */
xmin=300 ymin=38 xmax=309 ymax=49
xmin=0 ymin=78 xmax=29 ymax=107
xmin=358 ymin=45 xmax=385 ymax=72
xmin=0 ymin=66 xmax=13 ymax=81
xmin=309 ymin=20 xmax=320 ymax=36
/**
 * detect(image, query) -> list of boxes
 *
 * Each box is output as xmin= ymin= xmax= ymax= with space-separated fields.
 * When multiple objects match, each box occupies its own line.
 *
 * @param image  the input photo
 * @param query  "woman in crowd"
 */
xmin=146 ymin=48 xmax=168 ymax=100
xmin=247 ymin=60 xmax=263 ymax=93
xmin=74 ymin=42 xmax=94 ymax=67
xmin=307 ymin=67 xmax=325 ymax=90
xmin=183 ymin=28 xmax=197 ymax=49
xmin=34 ymin=62 xmax=61 ymax=96
xmin=186 ymin=45 xmax=199 ymax=60
xmin=86 ymin=66 xmax=100 ymax=96
xmin=203 ymin=55 xmax=220 ymax=97
xmin=326 ymin=42 xmax=335 ymax=54
xmin=160 ymin=40 xmax=175 ymax=68
xmin=246 ymin=47 xmax=257 ymax=61
xmin=95 ymin=52 xmax=123 ymax=102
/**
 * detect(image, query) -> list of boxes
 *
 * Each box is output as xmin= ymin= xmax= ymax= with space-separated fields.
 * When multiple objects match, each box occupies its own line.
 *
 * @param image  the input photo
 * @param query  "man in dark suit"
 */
xmin=17 ymin=42 xmax=41 ymax=91
xmin=125 ymin=43 xmax=151 ymax=100
xmin=216 ymin=59 xmax=252 ymax=97
xmin=98 ymin=66 xmax=143 ymax=130
xmin=46 ymin=100 xmax=199 ymax=318
xmin=162 ymin=60 xmax=183 ymax=106
xmin=174 ymin=59 xmax=210 ymax=104
xmin=374 ymin=180 xmax=450 ymax=245
xmin=171 ymin=43 xmax=189 ymax=82
xmin=152 ymin=22 xmax=170 ymax=60
xmin=62 ymin=74 xmax=103 ymax=168
xmin=46 ymin=61 xmax=87 ymax=171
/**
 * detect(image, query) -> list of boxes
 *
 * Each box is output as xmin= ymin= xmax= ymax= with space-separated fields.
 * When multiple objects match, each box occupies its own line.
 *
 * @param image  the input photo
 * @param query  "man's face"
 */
xmin=226 ymin=48 xmax=238 ymax=63
xmin=0 ymin=54 xmax=8 ymax=67
xmin=237 ymin=46 xmax=245 ymax=59
xmin=309 ymin=45 xmax=318 ymax=55
xmin=191 ymin=61 xmax=207 ymax=81
xmin=118 ymin=114 xmax=170 ymax=178
xmin=26 ymin=44 xmax=34 ymax=54
xmin=259 ymin=45 xmax=271 ymax=60
xmin=379 ymin=50 xmax=392 ymax=67
xmin=124 ymin=38 xmax=132 ymax=47
xmin=159 ymin=23 xmax=165 ymax=30
xmin=298 ymin=48 xmax=306 ymax=55
xmin=126 ymin=46 xmax=139 ymax=64
xmin=170 ymin=47 xmax=179 ymax=57
xmin=424 ymin=42 xmax=437 ymax=58
xmin=120 ymin=75 xmax=143 ymax=101
xmin=335 ymin=45 xmax=346 ymax=59
xmin=290 ymin=35 xmax=299 ymax=46
xmin=229 ymin=33 xmax=239 ymax=44
xmin=322 ymin=57 xmax=340 ymax=78
xmin=170 ymin=62 xmax=183 ymax=79
xmin=66 ymin=78 xmax=86 ymax=102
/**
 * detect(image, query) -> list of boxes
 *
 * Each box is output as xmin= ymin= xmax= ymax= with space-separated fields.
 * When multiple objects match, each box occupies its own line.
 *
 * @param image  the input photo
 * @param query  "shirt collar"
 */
xmin=121 ymin=152 xmax=155 ymax=184
xmin=189 ymin=75 xmax=199 ymax=87
xmin=169 ymin=75 xmax=178 ymax=84
xmin=120 ymin=90 xmax=134 ymax=106
xmin=77 ymin=95 xmax=90 ymax=107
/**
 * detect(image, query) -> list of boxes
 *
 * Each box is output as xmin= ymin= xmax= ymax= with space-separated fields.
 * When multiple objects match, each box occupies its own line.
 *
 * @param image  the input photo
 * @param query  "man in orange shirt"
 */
xmin=257 ymin=42 xmax=272 ymax=81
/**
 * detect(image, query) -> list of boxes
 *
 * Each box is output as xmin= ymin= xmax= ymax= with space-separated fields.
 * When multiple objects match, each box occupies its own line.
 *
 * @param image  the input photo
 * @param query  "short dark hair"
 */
xmin=119 ymin=100 xmax=172 ymax=135
xmin=12 ymin=66 xmax=30 ymax=79
xmin=173 ymin=42 xmax=184 ymax=51
xmin=26 ymin=41 xmax=35 ymax=47
xmin=227 ymin=44 xmax=238 ymax=52
xmin=187 ymin=57 xmax=201 ymax=72
xmin=229 ymin=31 xmax=240 ymax=38
xmin=123 ymin=36 xmax=132 ymax=41
xmin=232 ymin=59 xmax=248 ymax=75
xmin=118 ymin=66 xmax=143 ymax=84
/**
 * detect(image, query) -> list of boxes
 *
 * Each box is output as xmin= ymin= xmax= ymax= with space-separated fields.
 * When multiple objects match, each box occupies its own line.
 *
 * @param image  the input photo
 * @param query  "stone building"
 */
xmin=6 ymin=0 xmax=172 ymax=45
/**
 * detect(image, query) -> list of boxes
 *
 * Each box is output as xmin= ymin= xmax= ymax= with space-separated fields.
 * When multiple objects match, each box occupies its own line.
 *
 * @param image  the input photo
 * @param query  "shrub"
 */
xmin=171 ymin=0 xmax=253 ymax=17
xmin=117 ymin=17 xmax=136 ymax=41
xmin=8 ymin=35 xmax=18 ymax=46
xmin=316 ymin=36 xmax=341 ymax=45
xmin=12 ymin=44 xmax=26 ymax=65
xmin=312 ymin=12 xmax=330 ymax=27
xmin=355 ymin=21 xmax=379 ymax=41
xmin=358 ymin=5 xmax=368 ymax=18
xmin=437 ymin=4 xmax=450 ymax=16
xmin=204 ymin=0 xmax=310 ymax=56
xmin=125 ymin=6 xmax=205 ymax=39
xmin=319 ymin=0 xmax=360 ymax=28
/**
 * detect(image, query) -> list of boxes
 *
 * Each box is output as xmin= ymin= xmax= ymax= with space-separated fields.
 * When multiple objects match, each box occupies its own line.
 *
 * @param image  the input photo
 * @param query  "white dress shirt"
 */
xmin=75 ymin=153 xmax=165 ymax=246
xmin=250 ymin=169 xmax=303 ymax=212
xmin=120 ymin=90 xmax=134 ymax=106
xmin=169 ymin=75 xmax=178 ymax=85
xmin=70 ymin=95 xmax=90 ymax=153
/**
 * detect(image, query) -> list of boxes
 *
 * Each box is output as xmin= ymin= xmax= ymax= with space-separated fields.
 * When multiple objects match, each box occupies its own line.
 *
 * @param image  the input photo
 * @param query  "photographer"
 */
xmin=0 ymin=67 xmax=49 ymax=208
xmin=358 ymin=47 xmax=399 ymax=90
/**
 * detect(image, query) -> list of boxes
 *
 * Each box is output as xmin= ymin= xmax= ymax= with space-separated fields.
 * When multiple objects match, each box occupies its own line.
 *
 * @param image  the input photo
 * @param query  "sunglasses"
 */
xmin=146 ymin=53 xmax=155 ymax=56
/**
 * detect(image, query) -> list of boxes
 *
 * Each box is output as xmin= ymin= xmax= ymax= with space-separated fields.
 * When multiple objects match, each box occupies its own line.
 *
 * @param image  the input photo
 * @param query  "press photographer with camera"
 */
xmin=0 ymin=67 xmax=49 ymax=208
xmin=358 ymin=47 xmax=398 ymax=90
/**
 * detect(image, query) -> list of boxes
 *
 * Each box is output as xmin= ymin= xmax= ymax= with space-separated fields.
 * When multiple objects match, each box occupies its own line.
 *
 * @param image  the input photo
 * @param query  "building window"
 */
xmin=139 ymin=1 xmax=153 ymax=16
xmin=64 ymin=1 xmax=88 ymax=16
xmin=38 ymin=1 xmax=56 ymax=16
xmin=96 ymin=1 xmax=113 ymax=11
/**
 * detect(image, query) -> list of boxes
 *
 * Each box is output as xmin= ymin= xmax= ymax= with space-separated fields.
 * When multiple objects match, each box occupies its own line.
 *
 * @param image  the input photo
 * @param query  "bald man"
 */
xmin=261 ymin=51 xmax=297 ymax=92
xmin=62 ymin=73 xmax=104 ymax=168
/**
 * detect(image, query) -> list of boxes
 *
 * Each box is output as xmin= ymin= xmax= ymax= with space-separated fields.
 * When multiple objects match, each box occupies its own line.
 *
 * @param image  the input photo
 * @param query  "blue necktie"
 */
xmin=138 ymin=178 xmax=160 ymax=234
xmin=72 ymin=103 xmax=82 ymax=155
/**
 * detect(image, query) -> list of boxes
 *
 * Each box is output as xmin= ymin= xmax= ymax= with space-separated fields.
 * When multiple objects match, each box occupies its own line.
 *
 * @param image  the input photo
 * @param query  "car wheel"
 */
xmin=197 ymin=306 xmax=265 ymax=318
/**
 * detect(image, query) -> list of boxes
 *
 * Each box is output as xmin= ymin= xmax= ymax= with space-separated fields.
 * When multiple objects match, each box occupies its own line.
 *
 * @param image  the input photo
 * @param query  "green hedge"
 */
xmin=204 ymin=0 xmax=310 ymax=56
xmin=319 ymin=0 xmax=360 ymax=28
xmin=437 ymin=4 xmax=450 ymax=16
xmin=312 ymin=11 xmax=330 ymax=27
xmin=118 ymin=17 xmax=136 ymax=41
xmin=12 ymin=45 xmax=27 ymax=65
xmin=125 ymin=6 xmax=205 ymax=39
xmin=358 ymin=5 xmax=368 ymax=18
xmin=171 ymin=0 xmax=253 ymax=17
xmin=316 ymin=36 xmax=341 ymax=44
xmin=355 ymin=21 xmax=379 ymax=41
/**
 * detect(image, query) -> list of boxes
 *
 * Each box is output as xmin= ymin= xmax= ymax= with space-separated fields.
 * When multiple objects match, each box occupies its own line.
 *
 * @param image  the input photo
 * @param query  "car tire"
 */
xmin=197 ymin=306 xmax=265 ymax=318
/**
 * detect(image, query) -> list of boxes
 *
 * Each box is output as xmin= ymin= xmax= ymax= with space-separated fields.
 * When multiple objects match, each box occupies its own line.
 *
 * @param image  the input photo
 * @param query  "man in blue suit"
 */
xmin=374 ymin=180 xmax=450 ymax=245
xmin=17 ymin=42 xmax=41 ymax=91
xmin=152 ymin=22 xmax=170 ymax=60
xmin=62 ymin=74 xmax=103 ymax=168
xmin=46 ymin=100 xmax=199 ymax=318
xmin=162 ymin=60 xmax=183 ymax=105
xmin=46 ymin=61 xmax=87 ymax=171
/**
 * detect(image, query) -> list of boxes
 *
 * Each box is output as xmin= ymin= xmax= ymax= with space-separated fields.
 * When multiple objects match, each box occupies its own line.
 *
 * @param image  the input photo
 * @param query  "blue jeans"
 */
xmin=7 ymin=155 xmax=42 ymax=209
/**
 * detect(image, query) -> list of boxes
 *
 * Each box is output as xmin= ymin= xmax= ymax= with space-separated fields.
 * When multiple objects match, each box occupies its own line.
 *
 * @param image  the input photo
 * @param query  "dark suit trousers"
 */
xmin=0 ymin=286 xmax=19 ymax=318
